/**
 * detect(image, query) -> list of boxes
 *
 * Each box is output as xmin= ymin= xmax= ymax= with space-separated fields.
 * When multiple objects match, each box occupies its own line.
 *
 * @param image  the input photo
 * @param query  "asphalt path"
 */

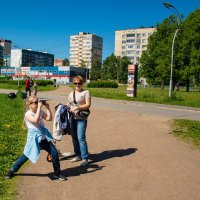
xmin=1 ymin=88 xmax=200 ymax=120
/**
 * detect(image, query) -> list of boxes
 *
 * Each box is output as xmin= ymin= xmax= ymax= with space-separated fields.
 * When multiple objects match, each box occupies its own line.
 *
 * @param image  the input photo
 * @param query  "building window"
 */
xmin=127 ymin=39 xmax=135 ymax=43
xmin=127 ymin=34 xmax=135 ymax=37
xmin=136 ymin=39 xmax=141 ymax=43
xmin=137 ymin=45 xmax=140 ymax=49
xmin=122 ymin=51 xmax=126 ymax=55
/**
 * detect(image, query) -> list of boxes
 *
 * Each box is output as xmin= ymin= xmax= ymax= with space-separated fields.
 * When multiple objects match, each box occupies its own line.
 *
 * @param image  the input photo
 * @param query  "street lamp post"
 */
xmin=163 ymin=2 xmax=181 ymax=97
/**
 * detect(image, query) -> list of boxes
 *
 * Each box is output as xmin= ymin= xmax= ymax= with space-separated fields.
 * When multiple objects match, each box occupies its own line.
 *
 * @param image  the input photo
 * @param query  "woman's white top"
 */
xmin=68 ymin=90 xmax=91 ymax=119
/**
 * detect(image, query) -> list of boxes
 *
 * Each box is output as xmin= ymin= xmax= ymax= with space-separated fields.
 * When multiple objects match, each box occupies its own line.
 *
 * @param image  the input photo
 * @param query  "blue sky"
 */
xmin=0 ymin=0 xmax=199 ymax=60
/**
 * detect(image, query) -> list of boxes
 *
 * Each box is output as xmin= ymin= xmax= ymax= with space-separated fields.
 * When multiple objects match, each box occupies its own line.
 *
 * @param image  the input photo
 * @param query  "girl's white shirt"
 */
xmin=25 ymin=110 xmax=45 ymax=130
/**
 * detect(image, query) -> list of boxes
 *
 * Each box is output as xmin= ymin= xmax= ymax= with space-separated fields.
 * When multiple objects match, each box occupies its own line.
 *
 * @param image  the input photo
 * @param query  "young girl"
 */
xmin=33 ymin=82 xmax=38 ymax=96
xmin=5 ymin=96 xmax=66 ymax=181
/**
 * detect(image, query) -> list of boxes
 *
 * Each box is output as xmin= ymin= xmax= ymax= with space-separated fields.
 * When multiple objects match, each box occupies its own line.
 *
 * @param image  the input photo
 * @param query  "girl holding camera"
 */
xmin=5 ymin=96 xmax=66 ymax=181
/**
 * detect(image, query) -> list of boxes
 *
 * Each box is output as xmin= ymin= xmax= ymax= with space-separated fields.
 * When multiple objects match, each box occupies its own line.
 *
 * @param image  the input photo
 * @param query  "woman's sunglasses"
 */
xmin=31 ymin=101 xmax=38 ymax=104
xmin=74 ymin=82 xmax=82 ymax=86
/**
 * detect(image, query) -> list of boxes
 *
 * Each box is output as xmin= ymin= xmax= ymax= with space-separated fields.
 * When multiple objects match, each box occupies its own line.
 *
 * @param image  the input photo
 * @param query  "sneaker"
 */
xmin=59 ymin=152 xmax=72 ymax=158
xmin=5 ymin=170 xmax=14 ymax=179
xmin=70 ymin=156 xmax=82 ymax=162
xmin=53 ymin=173 xmax=67 ymax=181
xmin=80 ymin=159 xmax=88 ymax=167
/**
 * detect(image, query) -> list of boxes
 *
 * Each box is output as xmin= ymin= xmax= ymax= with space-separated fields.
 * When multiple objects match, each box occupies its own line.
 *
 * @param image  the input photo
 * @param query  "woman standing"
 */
xmin=68 ymin=76 xmax=91 ymax=167
xmin=5 ymin=96 xmax=66 ymax=181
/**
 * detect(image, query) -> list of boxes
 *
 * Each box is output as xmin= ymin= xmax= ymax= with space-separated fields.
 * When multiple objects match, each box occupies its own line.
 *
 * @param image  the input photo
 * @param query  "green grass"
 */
xmin=0 ymin=93 xmax=27 ymax=200
xmin=173 ymin=119 xmax=200 ymax=147
xmin=85 ymin=85 xmax=200 ymax=108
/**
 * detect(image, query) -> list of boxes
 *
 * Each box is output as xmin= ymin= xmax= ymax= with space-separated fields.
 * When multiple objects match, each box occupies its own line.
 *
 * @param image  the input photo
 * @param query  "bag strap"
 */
xmin=73 ymin=91 xmax=77 ymax=105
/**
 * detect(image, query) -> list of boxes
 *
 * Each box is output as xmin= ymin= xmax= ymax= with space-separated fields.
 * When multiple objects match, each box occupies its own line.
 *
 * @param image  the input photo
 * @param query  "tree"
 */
xmin=140 ymin=16 xmax=181 ymax=90
xmin=102 ymin=54 xmax=118 ymax=80
xmin=178 ymin=9 xmax=200 ymax=91
xmin=0 ymin=59 xmax=3 ymax=75
xmin=62 ymin=58 xmax=69 ymax=66
xmin=80 ymin=59 xmax=87 ymax=68
xmin=90 ymin=58 xmax=102 ymax=80
xmin=117 ymin=56 xmax=131 ymax=83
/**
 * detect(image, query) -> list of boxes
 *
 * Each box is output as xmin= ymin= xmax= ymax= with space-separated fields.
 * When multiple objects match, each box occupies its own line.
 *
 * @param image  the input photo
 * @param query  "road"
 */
xmin=2 ymin=88 xmax=199 ymax=120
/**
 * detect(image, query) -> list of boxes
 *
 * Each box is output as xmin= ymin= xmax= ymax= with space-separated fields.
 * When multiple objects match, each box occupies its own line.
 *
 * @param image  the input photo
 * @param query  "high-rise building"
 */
xmin=0 ymin=46 xmax=3 ymax=60
xmin=0 ymin=39 xmax=12 ymax=56
xmin=69 ymin=32 xmax=103 ymax=69
xmin=0 ymin=39 xmax=12 ymax=66
xmin=11 ymin=49 xmax=54 ymax=67
xmin=115 ymin=27 xmax=156 ymax=64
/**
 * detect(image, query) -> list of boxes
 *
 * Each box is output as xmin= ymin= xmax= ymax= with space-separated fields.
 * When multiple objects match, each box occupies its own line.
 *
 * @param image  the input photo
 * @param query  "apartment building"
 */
xmin=0 ymin=39 xmax=12 ymax=66
xmin=0 ymin=46 xmax=3 ymax=60
xmin=11 ymin=49 xmax=54 ymax=67
xmin=0 ymin=39 xmax=12 ymax=56
xmin=115 ymin=27 xmax=156 ymax=64
xmin=69 ymin=32 xmax=103 ymax=69
xmin=54 ymin=59 xmax=64 ymax=66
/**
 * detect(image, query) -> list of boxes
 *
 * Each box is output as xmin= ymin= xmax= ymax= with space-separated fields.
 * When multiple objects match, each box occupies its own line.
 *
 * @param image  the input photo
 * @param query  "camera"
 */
xmin=39 ymin=99 xmax=47 ymax=105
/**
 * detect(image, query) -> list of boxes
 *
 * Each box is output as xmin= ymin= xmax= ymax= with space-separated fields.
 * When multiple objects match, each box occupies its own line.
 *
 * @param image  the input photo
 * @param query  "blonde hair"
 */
xmin=25 ymin=96 xmax=38 ymax=110
xmin=23 ymin=96 xmax=37 ymax=128
xmin=73 ymin=76 xmax=84 ymax=84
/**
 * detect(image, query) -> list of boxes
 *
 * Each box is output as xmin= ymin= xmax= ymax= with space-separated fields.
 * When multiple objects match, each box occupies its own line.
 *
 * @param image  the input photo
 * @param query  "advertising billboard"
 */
xmin=127 ymin=64 xmax=138 ymax=97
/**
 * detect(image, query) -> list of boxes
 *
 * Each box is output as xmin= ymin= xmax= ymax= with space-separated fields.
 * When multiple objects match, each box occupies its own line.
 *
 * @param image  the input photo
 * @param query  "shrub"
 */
xmin=87 ymin=81 xmax=118 ymax=88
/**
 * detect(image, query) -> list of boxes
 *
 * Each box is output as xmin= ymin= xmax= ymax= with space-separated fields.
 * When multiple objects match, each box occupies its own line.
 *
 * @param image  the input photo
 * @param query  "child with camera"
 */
xmin=5 ymin=96 xmax=66 ymax=181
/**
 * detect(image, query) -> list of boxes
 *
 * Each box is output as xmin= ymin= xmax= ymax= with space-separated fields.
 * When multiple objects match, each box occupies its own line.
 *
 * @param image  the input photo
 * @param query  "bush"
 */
xmin=87 ymin=81 xmax=118 ymax=88
xmin=0 ymin=79 xmax=54 ymax=86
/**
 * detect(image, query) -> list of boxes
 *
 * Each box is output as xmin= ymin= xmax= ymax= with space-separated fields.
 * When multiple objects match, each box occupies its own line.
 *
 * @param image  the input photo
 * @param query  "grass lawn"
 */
xmin=86 ymin=85 xmax=200 ymax=108
xmin=0 ymin=82 xmax=56 ymax=92
xmin=0 ymin=93 xmax=27 ymax=200
xmin=173 ymin=119 xmax=200 ymax=148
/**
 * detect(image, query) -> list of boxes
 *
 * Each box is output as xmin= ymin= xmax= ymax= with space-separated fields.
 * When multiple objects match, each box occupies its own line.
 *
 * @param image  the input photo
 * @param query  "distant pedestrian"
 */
xmin=5 ymin=96 xmax=66 ymax=181
xmin=25 ymin=77 xmax=31 ymax=96
xmin=33 ymin=82 xmax=38 ymax=96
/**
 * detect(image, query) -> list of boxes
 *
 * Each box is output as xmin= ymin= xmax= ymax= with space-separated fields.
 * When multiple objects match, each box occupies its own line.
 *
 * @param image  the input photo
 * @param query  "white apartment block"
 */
xmin=70 ymin=32 xmax=103 ymax=69
xmin=115 ymin=27 xmax=156 ymax=64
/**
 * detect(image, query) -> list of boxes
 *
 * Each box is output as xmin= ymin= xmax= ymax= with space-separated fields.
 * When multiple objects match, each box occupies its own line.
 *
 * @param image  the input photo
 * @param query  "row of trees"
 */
xmin=89 ymin=9 xmax=200 ymax=90
xmin=90 ymin=54 xmax=131 ymax=83
xmin=139 ymin=9 xmax=200 ymax=91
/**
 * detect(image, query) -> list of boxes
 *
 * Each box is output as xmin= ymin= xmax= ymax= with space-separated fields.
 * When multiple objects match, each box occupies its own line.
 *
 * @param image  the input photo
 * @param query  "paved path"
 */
xmin=2 ymin=86 xmax=200 ymax=200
